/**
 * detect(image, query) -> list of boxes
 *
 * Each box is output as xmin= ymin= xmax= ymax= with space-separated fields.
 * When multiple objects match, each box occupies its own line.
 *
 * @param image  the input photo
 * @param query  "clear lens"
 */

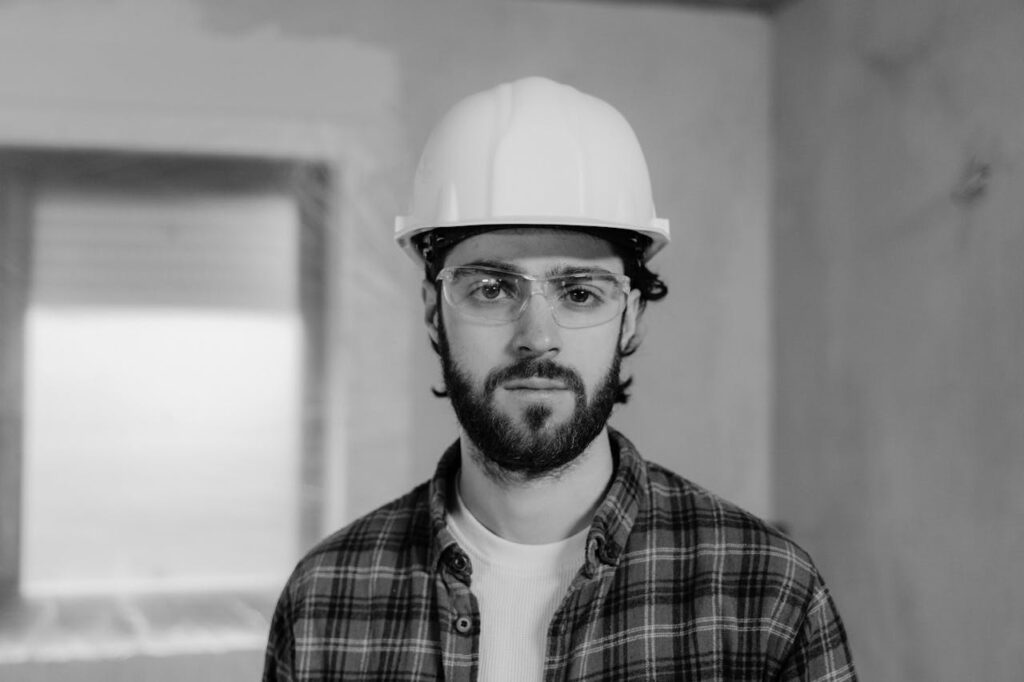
xmin=437 ymin=266 xmax=629 ymax=328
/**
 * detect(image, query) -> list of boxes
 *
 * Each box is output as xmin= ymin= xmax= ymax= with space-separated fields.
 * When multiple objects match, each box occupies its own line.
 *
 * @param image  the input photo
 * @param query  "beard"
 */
xmin=438 ymin=322 xmax=622 ymax=482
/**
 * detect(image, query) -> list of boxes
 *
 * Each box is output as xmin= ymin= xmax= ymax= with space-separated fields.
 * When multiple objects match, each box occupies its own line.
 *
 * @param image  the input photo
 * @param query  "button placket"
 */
xmin=435 ymin=553 xmax=479 ymax=680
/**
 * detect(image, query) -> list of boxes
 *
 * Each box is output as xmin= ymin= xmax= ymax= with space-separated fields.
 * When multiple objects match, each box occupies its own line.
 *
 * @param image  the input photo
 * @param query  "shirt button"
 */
xmin=454 ymin=616 xmax=473 ymax=634
xmin=449 ymin=553 xmax=469 ymax=572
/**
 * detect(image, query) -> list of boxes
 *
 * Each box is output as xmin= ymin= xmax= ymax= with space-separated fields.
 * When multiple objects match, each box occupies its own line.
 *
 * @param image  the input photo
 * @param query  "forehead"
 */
xmin=444 ymin=228 xmax=623 ymax=272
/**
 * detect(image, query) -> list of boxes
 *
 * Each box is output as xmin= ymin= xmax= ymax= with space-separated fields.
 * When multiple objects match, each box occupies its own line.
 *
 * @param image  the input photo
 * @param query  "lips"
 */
xmin=484 ymin=359 xmax=584 ymax=397
xmin=502 ymin=378 xmax=568 ymax=391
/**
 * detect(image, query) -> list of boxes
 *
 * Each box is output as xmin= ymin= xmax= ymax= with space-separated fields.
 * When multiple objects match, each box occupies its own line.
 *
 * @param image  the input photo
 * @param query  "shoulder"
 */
xmin=281 ymin=480 xmax=434 ymax=599
xmin=263 ymin=480 xmax=441 ymax=671
xmin=641 ymin=459 xmax=822 ymax=587
xmin=640 ymin=460 xmax=855 ymax=676
xmin=610 ymin=429 xmax=816 ymax=577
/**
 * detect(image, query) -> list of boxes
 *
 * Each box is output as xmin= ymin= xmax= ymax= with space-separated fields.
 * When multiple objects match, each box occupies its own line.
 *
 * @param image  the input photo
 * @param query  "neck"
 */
xmin=457 ymin=427 xmax=614 ymax=544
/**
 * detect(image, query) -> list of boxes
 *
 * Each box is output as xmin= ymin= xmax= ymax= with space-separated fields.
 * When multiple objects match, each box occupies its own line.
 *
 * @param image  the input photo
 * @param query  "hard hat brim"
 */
xmin=395 ymin=216 xmax=669 ymax=265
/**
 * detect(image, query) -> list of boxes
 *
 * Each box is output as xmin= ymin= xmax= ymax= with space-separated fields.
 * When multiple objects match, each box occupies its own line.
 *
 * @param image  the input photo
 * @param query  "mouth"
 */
xmin=502 ymin=378 xmax=569 ymax=391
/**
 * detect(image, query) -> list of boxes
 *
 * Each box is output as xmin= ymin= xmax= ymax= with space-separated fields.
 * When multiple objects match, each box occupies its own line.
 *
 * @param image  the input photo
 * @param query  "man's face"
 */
xmin=423 ymin=228 xmax=641 ymax=480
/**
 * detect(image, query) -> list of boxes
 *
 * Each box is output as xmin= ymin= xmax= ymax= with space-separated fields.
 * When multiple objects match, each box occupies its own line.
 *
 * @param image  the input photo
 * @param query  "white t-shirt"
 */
xmin=447 ymin=487 xmax=587 ymax=682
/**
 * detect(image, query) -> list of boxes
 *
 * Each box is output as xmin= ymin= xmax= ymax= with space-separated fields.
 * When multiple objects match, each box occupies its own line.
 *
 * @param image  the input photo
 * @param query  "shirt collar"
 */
xmin=426 ymin=428 xmax=648 ymax=576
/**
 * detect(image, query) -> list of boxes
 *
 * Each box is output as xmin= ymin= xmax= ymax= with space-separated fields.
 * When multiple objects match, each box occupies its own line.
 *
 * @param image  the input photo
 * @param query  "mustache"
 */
xmin=484 ymin=359 xmax=586 ymax=397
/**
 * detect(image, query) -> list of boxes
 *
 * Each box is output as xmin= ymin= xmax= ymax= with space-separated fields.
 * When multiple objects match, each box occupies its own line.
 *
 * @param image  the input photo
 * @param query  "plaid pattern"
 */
xmin=264 ymin=429 xmax=856 ymax=681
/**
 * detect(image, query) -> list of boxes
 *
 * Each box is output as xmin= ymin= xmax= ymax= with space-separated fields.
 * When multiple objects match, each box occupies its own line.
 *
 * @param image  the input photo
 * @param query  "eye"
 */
xmin=466 ymin=274 xmax=518 ymax=302
xmin=566 ymin=287 xmax=597 ymax=304
xmin=475 ymin=280 xmax=506 ymax=300
xmin=559 ymin=282 xmax=607 ymax=308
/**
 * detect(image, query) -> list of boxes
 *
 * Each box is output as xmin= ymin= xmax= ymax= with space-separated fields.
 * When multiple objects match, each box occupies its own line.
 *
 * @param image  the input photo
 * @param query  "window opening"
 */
xmin=1 ymin=151 xmax=328 ymax=598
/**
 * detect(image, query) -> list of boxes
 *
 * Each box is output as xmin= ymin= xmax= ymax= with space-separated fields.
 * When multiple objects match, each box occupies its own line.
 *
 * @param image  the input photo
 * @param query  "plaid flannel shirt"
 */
xmin=264 ymin=429 xmax=856 ymax=681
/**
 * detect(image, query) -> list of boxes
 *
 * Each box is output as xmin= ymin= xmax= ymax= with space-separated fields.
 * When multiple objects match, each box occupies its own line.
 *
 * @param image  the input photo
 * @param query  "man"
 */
xmin=264 ymin=76 xmax=856 ymax=681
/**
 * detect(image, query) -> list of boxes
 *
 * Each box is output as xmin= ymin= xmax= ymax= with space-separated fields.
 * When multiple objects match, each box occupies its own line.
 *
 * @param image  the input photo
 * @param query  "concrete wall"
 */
xmin=0 ymin=0 xmax=771 ymax=678
xmin=774 ymin=1 xmax=1024 ymax=679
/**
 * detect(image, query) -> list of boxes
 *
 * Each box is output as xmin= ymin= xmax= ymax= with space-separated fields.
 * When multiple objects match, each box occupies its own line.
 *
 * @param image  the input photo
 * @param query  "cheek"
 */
xmin=555 ymin=326 xmax=620 ymax=388
xmin=441 ymin=315 xmax=513 ymax=371
xmin=577 ymin=332 xmax=621 ymax=378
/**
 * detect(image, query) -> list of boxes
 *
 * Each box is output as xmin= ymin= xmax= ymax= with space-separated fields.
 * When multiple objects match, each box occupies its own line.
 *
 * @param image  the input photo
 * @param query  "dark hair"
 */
xmin=416 ymin=226 xmax=668 ymax=403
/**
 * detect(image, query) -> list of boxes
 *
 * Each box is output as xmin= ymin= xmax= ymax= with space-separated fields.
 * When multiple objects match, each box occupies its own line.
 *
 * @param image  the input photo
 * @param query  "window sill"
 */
xmin=0 ymin=590 xmax=275 ymax=665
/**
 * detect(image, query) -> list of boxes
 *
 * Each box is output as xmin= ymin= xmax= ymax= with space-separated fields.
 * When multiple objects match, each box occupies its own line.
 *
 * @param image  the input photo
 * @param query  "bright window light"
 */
xmin=20 ymin=186 xmax=305 ymax=596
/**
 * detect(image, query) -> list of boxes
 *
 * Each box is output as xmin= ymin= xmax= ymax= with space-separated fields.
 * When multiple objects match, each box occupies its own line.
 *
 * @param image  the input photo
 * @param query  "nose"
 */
xmin=511 ymin=290 xmax=561 ymax=356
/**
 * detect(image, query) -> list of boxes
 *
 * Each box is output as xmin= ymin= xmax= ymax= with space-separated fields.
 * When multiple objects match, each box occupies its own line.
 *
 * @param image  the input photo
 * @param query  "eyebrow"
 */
xmin=551 ymin=265 xmax=618 ymax=278
xmin=462 ymin=259 xmax=526 ymax=274
xmin=460 ymin=260 xmax=619 ymax=278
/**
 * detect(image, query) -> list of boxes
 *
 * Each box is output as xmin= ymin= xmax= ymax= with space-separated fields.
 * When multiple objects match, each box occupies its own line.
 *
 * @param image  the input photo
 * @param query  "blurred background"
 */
xmin=0 ymin=0 xmax=1020 ymax=680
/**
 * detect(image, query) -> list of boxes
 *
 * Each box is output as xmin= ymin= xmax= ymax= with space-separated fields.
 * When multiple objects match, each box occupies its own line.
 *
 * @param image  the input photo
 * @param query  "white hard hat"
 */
xmin=395 ymin=76 xmax=670 ymax=264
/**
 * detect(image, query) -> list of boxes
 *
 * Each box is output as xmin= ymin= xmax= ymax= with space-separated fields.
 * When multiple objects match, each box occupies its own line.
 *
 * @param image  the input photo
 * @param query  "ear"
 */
xmin=619 ymin=288 xmax=642 ymax=352
xmin=422 ymin=279 xmax=441 ymax=346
